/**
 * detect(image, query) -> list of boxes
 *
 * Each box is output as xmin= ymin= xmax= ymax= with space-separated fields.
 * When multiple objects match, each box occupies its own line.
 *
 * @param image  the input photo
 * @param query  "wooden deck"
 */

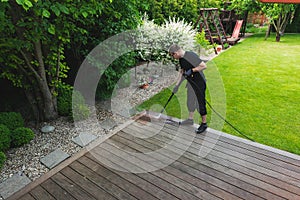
xmin=6 ymin=115 xmax=300 ymax=200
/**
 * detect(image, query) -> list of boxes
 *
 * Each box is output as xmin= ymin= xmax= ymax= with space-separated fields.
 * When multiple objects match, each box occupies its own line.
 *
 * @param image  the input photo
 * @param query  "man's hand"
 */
xmin=183 ymin=69 xmax=193 ymax=77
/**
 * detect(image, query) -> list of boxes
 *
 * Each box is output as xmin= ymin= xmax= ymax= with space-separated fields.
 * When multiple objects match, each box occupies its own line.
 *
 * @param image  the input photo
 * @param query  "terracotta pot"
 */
xmin=139 ymin=83 xmax=149 ymax=89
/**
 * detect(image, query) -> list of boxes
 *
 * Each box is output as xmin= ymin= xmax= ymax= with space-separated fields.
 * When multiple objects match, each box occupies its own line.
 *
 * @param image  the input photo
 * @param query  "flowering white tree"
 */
xmin=135 ymin=15 xmax=197 ymax=64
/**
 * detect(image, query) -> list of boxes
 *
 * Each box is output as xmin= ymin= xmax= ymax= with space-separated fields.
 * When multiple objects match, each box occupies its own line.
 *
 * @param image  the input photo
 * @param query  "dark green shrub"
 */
xmin=57 ymin=84 xmax=73 ymax=116
xmin=0 ymin=151 xmax=6 ymax=170
xmin=11 ymin=127 xmax=35 ymax=148
xmin=0 ymin=112 xmax=24 ymax=130
xmin=57 ymin=84 xmax=90 ymax=121
xmin=286 ymin=6 xmax=300 ymax=33
xmin=0 ymin=124 xmax=11 ymax=151
xmin=96 ymin=52 xmax=136 ymax=100
xmin=72 ymin=90 xmax=90 ymax=121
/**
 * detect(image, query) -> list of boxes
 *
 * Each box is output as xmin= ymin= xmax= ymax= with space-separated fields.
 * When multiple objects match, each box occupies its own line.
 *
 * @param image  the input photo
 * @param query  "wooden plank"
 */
xmin=168 ymin=140 xmax=298 ymax=198
xmin=213 ymin=138 xmax=300 ymax=173
xmin=41 ymin=178 xmax=76 ymax=200
xmin=88 ymin=147 xmax=201 ymax=200
xmin=142 ymin=122 xmax=299 ymax=198
xmin=159 ymin=121 xmax=300 ymax=168
xmin=114 ymin=134 xmax=253 ymax=199
xmin=30 ymin=185 xmax=55 ymax=200
xmin=17 ymin=193 xmax=36 ymax=200
xmin=121 ymin=123 xmax=291 ymax=199
xmin=103 ymin=137 xmax=221 ymax=200
xmin=76 ymin=154 xmax=159 ymax=200
xmin=188 ymin=126 xmax=300 ymax=170
xmin=220 ymin=135 xmax=300 ymax=167
xmin=117 ymin=129 xmax=265 ymax=200
xmin=186 ymin=146 xmax=300 ymax=199
xmin=201 ymin=146 xmax=300 ymax=194
xmin=137 ymin=121 xmax=300 ymax=178
xmin=51 ymin=172 xmax=97 ymax=200
xmin=110 ymin=134 xmax=242 ymax=200
xmin=81 ymin=155 xmax=180 ymax=200
xmin=60 ymin=166 xmax=117 ymax=200
xmin=105 ymin=133 xmax=237 ymax=199
xmin=69 ymin=160 xmax=135 ymax=200
xmin=191 ymin=141 xmax=300 ymax=189
xmin=160 ymin=123 xmax=300 ymax=185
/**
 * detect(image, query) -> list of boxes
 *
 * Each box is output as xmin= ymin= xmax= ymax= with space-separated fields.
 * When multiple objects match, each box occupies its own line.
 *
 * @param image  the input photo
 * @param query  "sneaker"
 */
xmin=179 ymin=119 xmax=194 ymax=125
xmin=196 ymin=123 xmax=208 ymax=134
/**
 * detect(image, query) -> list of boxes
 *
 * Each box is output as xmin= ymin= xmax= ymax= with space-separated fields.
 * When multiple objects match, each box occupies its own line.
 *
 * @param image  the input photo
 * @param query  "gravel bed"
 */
xmin=0 ymin=62 xmax=178 ymax=188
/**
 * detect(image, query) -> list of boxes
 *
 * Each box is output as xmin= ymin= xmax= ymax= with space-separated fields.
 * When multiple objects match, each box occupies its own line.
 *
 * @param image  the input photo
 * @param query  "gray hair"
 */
xmin=168 ymin=44 xmax=181 ymax=54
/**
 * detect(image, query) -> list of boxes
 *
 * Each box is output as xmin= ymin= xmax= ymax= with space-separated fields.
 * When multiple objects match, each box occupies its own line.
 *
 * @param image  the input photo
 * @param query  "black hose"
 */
xmin=185 ymin=75 xmax=255 ymax=142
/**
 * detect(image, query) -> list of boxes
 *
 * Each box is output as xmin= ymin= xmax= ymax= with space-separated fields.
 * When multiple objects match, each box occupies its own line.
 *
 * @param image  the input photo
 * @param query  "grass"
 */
xmin=137 ymin=33 xmax=300 ymax=155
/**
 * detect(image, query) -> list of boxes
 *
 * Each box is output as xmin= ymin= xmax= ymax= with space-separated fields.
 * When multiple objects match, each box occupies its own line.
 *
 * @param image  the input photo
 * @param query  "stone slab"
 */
xmin=72 ymin=132 xmax=97 ymax=147
xmin=41 ymin=125 xmax=55 ymax=133
xmin=100 ymin=118 xmax=117 ymax=130
xmin=0 ymin=174 xmax=31 ymax=199
xmin=40 ymin=149 xmax=70 ymax=169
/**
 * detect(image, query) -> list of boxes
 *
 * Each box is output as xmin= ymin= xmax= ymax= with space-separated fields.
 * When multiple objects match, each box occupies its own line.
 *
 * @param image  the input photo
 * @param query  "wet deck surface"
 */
xmin=7 ymin=116 xmax=300 ymax=200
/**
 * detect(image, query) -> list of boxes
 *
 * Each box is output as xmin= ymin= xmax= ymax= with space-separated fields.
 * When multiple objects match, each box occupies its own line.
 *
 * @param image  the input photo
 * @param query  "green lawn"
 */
xmin=137 ymin=33 xmax=300 ymax=155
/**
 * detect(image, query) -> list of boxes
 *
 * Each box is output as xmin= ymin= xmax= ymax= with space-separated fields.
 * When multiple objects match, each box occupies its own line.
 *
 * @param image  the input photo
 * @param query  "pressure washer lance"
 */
xmin=160 ymin=92 xmax=175 ymax=114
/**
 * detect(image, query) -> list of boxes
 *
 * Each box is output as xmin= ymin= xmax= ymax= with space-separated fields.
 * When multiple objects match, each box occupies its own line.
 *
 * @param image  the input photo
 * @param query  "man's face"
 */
xmin=171 ymin=51 xmax=180 ymax=59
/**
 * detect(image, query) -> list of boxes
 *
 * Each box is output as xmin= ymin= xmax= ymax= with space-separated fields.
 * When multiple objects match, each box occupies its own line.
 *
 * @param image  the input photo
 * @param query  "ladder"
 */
xmin=194 ymin=8 xmax=228 ymax=54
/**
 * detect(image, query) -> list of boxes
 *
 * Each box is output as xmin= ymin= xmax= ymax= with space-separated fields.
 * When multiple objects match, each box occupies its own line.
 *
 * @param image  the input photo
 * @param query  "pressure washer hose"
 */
xmin=185 ymin=75 xmax=255 ymax=142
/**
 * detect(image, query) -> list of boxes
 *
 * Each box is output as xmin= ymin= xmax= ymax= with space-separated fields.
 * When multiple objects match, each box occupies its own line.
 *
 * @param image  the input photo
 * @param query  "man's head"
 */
xmin=169 ymin=44 xmax=183 ymax=59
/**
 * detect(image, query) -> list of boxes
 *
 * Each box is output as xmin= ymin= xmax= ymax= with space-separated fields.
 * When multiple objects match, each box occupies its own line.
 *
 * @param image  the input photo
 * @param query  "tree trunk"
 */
xmin=24 ymin=89 xmax=40 ymax=125
xmin=276 ymin=32 xmax=281 ymax=42
xmin=265 ymin=24 xmax=272 ymax=40
xmin=272 ymin=19 xmax=281 ymax=42
xmin=41 ymin=83 xmax=58 ymax=120
xmin=34 ymin=40 xmax=58 ymax=120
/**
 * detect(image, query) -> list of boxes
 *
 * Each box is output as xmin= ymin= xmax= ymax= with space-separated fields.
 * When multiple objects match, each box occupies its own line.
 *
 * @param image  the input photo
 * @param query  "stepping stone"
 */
xmin=72 ymin=132 xmax=97 ymax=147
xmin=0 ymin=174 xmax=31 ymax=199
xmin=41 ymin=125 xmax=55 ymax=133
xmin=40 ymin=149 xmax=70 ymax=169
xmin=100 ymin=118 xmax=117 ymax=130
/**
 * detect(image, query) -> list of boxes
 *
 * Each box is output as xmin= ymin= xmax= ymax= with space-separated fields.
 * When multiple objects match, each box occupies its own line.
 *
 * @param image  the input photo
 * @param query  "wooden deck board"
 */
xmin=113 ymin=131 xmax=262 ymax=199
xmin=136 ymin=121 xmax=300 ymax=179
xmin=41 ymin=179 xmax=76 ymax=200
xmin=125 ymin=121 xmax=300 ymax=199
xmin=103 ymin=138 xmax=221 ymax=200
xmin=152 ymin=123 xmax=300 ymax=188
xmin=17 ymin=193 xmax=35 ymax=200
xmin=6 ymin=115 xmax=300 ymax=200
xmin=30 ymin=185 xmax=55 ymax=200
xmin=119 ymin=123 xmax=283 ymax=199
xmin=110 ymin=133 xmax=242 ymax=200
xmin=51 ymin=172 xmax=97 ymax=200
xmin=82 ymin=154 xmax=181 ymax=200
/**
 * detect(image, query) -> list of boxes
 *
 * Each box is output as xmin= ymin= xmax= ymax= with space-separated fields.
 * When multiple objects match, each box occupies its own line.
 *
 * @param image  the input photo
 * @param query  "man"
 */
xmin=169 ymin=44 xmax=208 ymax=134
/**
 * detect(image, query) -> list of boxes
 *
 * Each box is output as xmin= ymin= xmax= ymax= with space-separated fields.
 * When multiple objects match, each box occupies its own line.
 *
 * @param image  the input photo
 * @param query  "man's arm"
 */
xmin=172 ymin=69 xmax=185 ymax=93
xmin=175 ymin=69 xmax=184 ymax=86
xmin=192 ymin=61 xmax=207 ymax=73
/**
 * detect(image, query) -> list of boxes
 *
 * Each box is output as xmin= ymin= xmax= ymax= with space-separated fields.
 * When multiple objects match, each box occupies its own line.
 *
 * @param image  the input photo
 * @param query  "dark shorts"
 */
xmin=186 ymin=81 xmax=207 ymax=116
